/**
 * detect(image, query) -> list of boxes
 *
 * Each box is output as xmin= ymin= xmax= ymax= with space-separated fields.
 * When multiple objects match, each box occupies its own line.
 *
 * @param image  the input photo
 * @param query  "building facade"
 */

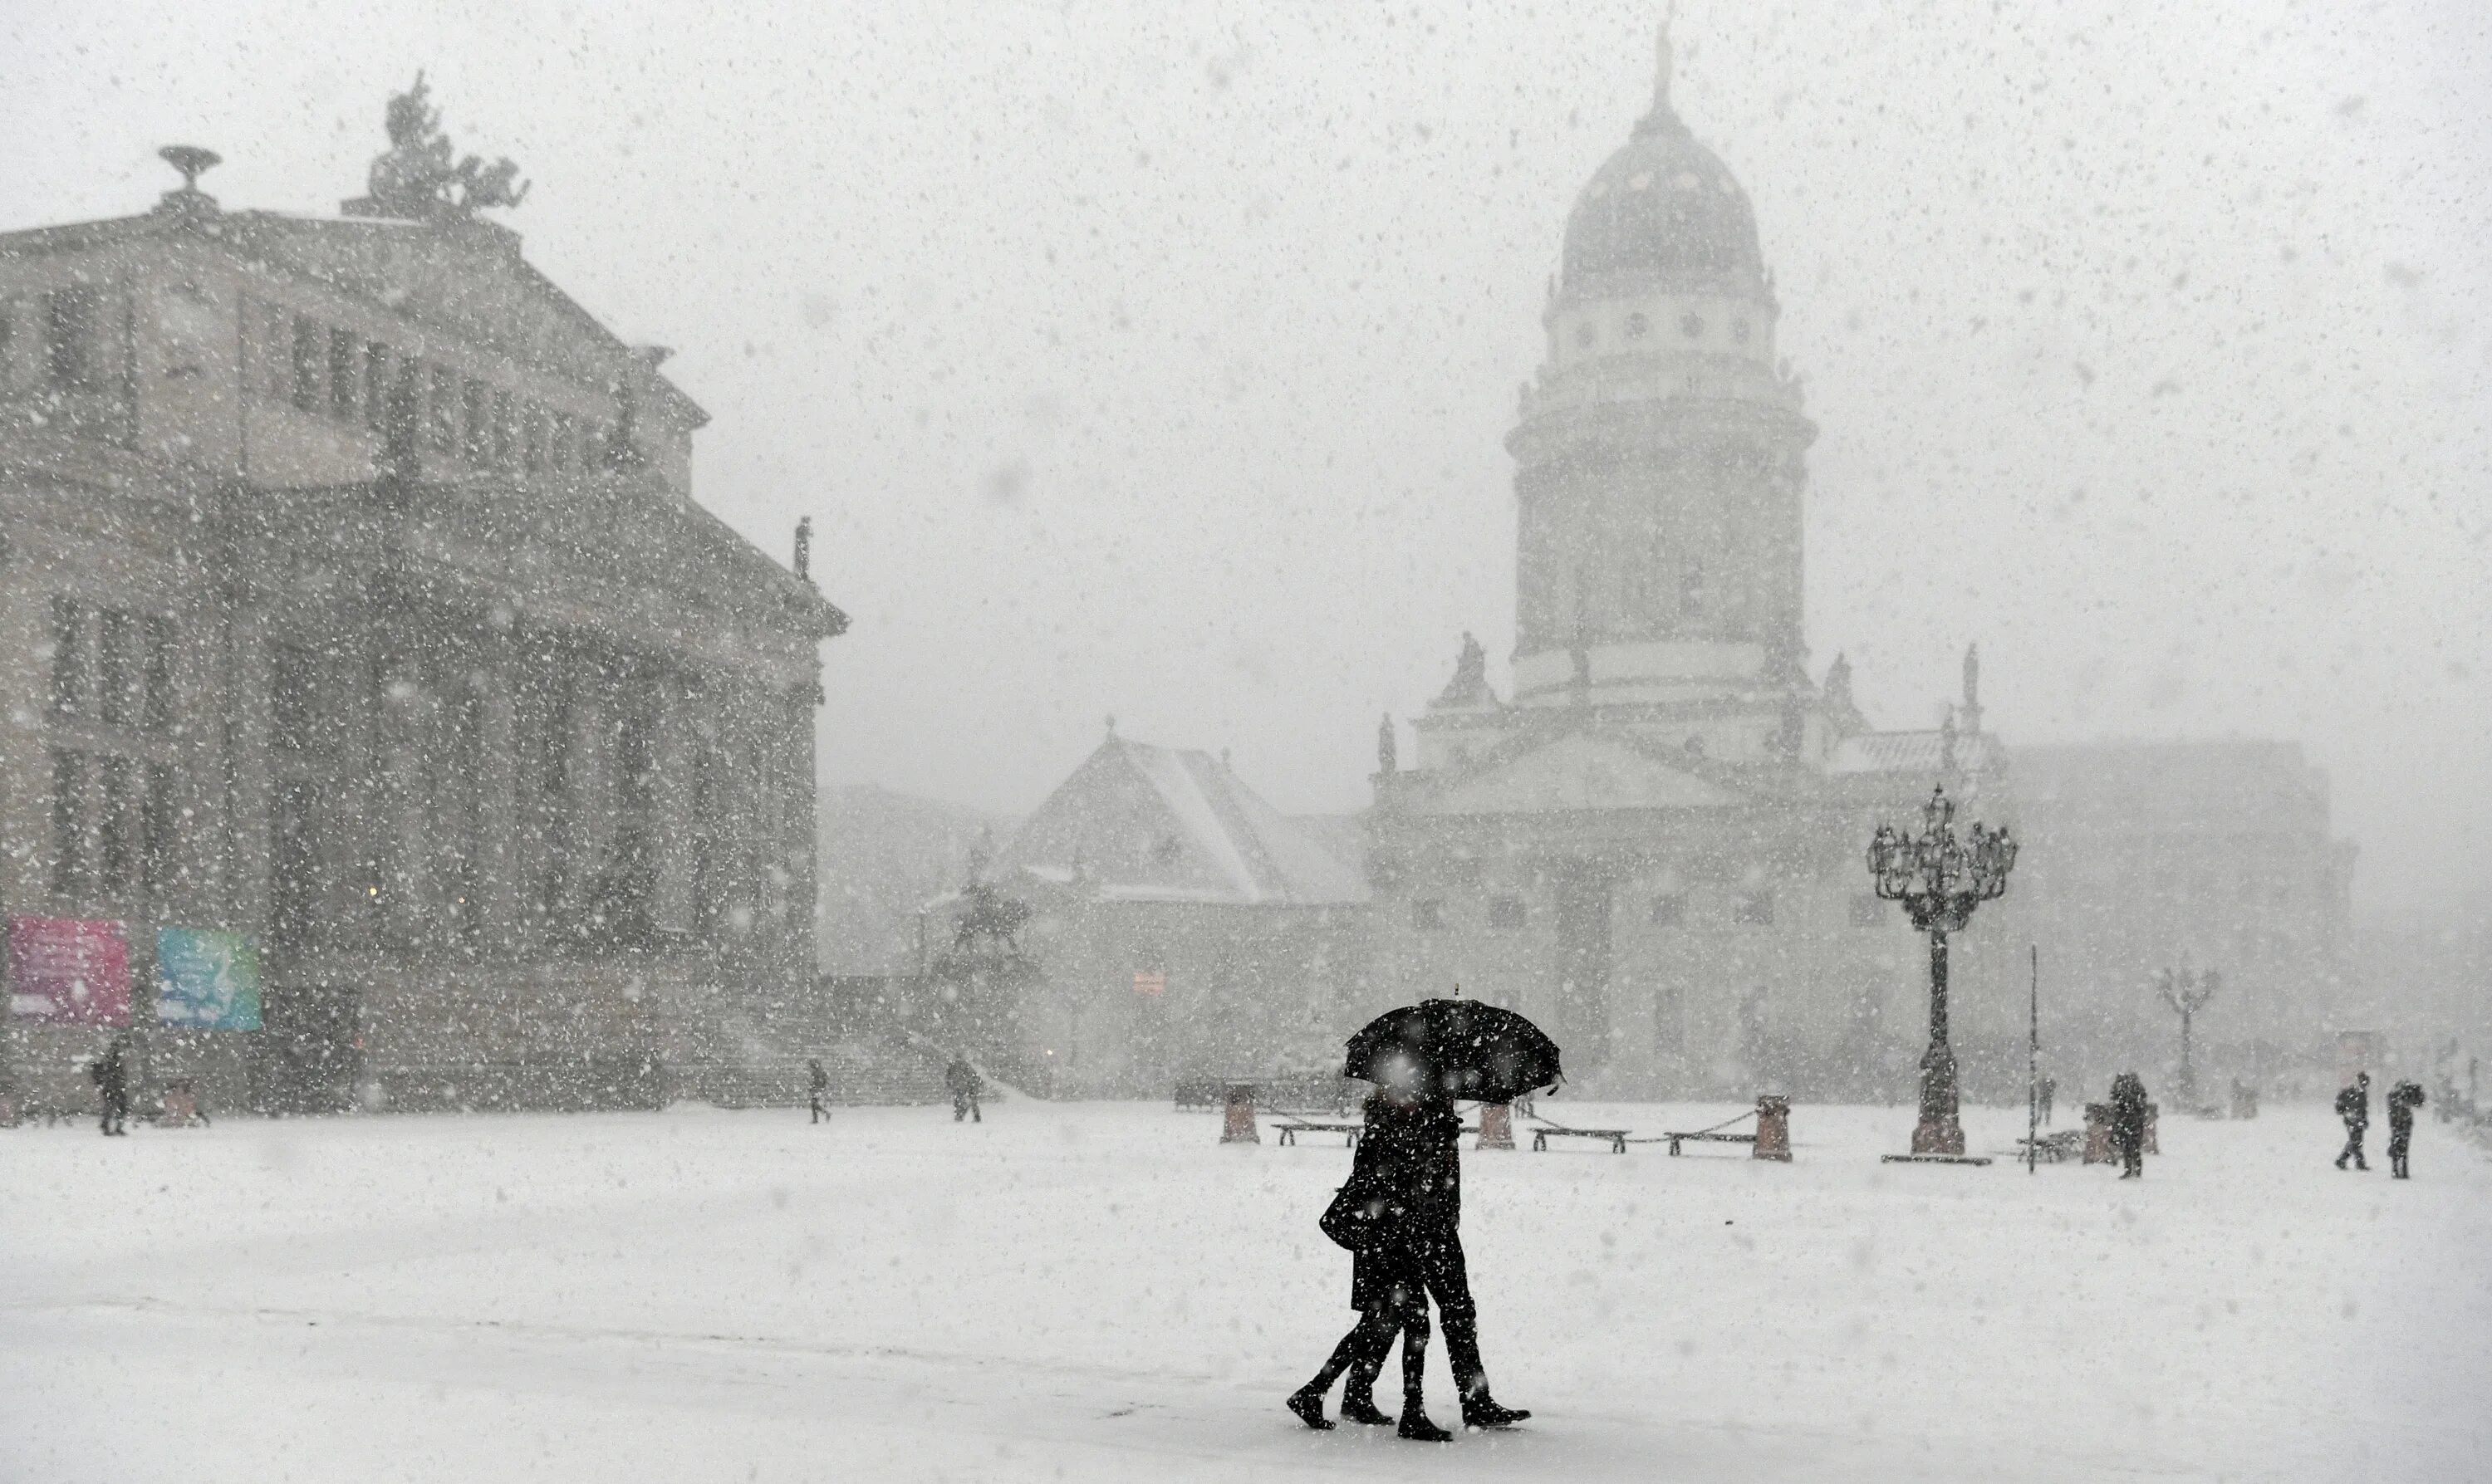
xmin=0 ymin=139 xmax=842 ymax=1114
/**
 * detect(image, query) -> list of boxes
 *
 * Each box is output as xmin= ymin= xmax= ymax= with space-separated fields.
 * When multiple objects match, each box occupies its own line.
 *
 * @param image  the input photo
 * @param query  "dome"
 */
xmin=1558 ymin=37 xmax=1764 ymax=300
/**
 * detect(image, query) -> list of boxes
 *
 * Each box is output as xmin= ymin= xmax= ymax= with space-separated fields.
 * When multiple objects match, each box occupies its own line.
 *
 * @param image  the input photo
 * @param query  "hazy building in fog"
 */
xmin=1366 ymin=27 xmax=2356 ymax=1102
xmin=964 ymin=730 xmax=1368 ymax=1096
xmin=0 ymin=130 xmax=841 ymax=1114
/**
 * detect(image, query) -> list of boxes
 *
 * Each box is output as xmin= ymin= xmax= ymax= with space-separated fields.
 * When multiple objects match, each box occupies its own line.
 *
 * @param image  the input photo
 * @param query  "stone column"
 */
xmin=474 ymin=628 xmax=521 ymax=952
xmin=650 ymin=669 xmax=694 ymax=939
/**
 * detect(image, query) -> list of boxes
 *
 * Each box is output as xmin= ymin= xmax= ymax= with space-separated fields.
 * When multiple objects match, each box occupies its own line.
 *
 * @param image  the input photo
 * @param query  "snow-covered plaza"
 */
xmin=4 ymin=1099 xmax=2486 ymax=1483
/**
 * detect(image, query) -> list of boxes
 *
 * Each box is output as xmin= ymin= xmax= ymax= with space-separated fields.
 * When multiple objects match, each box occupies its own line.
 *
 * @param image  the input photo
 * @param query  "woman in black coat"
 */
xmin=1288 ymin=1091 xmax=1456 ymax=1442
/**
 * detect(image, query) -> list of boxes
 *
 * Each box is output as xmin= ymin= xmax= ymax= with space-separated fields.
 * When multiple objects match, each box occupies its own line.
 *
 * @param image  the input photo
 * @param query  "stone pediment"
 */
xmin=1417 ymin=727 xmax=1744 ymax=815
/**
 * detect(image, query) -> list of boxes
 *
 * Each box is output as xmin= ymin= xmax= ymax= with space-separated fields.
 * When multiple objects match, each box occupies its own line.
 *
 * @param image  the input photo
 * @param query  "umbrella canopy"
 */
xmin=1343 ymin=997 xmax=1562 ymax=1105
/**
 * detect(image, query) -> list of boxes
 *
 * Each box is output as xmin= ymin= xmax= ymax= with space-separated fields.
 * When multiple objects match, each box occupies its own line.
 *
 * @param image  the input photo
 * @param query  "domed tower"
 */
xmin=1507 ymin=19 xmax=1815 ymax=711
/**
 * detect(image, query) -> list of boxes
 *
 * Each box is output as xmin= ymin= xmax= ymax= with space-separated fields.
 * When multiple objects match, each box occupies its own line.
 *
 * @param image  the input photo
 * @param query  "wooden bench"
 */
xmin=1647 ymin=1130 xmax=1757 ymax=1156
xmin=1275 ymin=1120 xmax=1361 ymax=1147
xmin=2016 ymin=1129 xmax=2084 ymax=1162
xmin=1531 ymin=1125 xmax=1630 ymax=1154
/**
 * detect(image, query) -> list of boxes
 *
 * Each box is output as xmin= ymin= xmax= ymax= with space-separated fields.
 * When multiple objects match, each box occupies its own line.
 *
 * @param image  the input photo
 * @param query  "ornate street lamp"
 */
xmin=2156 ymin=966 xmax=2220 ymax=1107
xmin=1868 ymin=785 xmax=2019 ymax=1156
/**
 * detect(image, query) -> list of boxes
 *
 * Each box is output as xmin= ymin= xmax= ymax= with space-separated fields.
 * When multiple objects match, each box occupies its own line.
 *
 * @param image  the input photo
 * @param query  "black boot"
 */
xmin=1398 ymin=1408 xmax=1454 ymax=1442
xmin=1339 ymin=1388 xmax=1393 ymax=1426
xmin=1462 ymin=1395 xmax=1532 ymax=1429
xmin=1285 ymin=1388 xmax=1333 ymax=1431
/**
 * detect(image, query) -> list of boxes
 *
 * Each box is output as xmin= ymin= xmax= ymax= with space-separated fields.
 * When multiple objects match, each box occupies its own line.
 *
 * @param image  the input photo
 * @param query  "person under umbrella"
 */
xmin=1291 ymin=992 xmax=1551 ymax=1434
xmin=2387 ymin=1080 xmax=2425 ymax=1179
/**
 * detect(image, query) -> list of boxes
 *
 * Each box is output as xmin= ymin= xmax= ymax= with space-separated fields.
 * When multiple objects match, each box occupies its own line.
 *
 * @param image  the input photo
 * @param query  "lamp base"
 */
xmin=1910 ymin=1111 xmax=1965 ymax=1156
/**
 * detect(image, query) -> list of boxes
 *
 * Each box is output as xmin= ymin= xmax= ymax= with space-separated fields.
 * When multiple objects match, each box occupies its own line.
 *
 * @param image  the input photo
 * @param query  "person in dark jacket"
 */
xmin=90 ymin=1035 xmax=131 ymax=1137
xmin=1289 ymin=1090 xmax=1530 ymax=1439
xmin=2039 ymin=1076 xmax=2057 ymax=1127
xmin=944 ymin=1055 xmax=983 ymax=1124
xmin=807 ymin=1058 xmax=830 ymax=1124
xmin=2386 ymin=1080 xmax=2424 ymax=1178
xmin=2334 ymin=1071 xmax=2371 ymax=1170
xmin=2108 ymin=1071 xmax=2148 ymax=1178
xmin=1290 ymin=1091 xmax=1444 ymax=1439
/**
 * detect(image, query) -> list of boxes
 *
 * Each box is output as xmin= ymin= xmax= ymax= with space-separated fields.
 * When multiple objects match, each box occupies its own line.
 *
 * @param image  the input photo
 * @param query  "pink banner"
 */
xmin=7 ymin=916 xmax=130 ymax=1025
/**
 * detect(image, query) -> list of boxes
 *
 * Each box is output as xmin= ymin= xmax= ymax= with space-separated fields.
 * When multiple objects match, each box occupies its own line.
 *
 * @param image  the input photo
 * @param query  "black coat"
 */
xmin=2336 ymin=1083 xmax=2370 ymax=1129
xmin=944 ymin=1060 xmax=982 ymax=1097
xmin=91 ymin=1046 xmax=130 ymax=1104
xmin=1337 ymin=1097 xmax=1461 ymax=1311
xmin=2108 ymin=1075 xmax=2148 ymax=1149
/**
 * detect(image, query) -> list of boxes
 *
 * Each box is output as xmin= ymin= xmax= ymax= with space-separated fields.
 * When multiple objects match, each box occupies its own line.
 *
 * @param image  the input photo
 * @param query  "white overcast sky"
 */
xmin=5 ymin=0 xmax=2488 ymax=916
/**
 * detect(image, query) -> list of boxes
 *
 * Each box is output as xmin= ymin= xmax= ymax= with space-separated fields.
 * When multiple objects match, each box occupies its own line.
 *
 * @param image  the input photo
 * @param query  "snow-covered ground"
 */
xmin=3 ymin=1098 xmax=2485 ymax=1483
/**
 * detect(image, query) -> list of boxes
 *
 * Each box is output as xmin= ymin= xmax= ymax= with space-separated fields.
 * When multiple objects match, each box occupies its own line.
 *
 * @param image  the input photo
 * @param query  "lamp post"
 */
xmin=2156 ymin=966 xmax=2219 ymax=1107
xmin=1867 ymin=785 xmax=2019 ymax=1156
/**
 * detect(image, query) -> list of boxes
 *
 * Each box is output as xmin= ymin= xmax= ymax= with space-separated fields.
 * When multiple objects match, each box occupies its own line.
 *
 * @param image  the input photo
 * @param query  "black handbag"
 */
xmin=1319 ymin=1177 xmax=1391 ymax=1251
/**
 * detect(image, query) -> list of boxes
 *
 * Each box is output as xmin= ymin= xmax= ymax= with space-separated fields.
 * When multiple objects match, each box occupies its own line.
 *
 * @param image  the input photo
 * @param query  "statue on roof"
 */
xmin=350 ymin=72 xmax=530 ymax=223
xmin=1435 ymin=630 xmax=1490 ymax=707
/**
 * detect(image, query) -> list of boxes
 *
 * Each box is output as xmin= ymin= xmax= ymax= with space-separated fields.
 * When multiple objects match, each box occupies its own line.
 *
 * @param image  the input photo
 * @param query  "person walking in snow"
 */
xmin=944 ymin=1054 xmax=983 ymax=1124
xmin=2039 ymin=1075 xmax=2057 ymax=1127
xmin=2386 ymin=1080 xmax=2424 ymax=1179
xmin=2108 ymin=1071 xmax=2148 ymax=1179
xmin=90 ymin=1034 xmax=131 ymax=1138
xmin=2334 ymin=1071 xmax=2372 ymax=1171
xmin=807 ymin=1058 xmax=831 ymax=1124
xmin=1292 ymin=1089 xmax=1450 ymax=1440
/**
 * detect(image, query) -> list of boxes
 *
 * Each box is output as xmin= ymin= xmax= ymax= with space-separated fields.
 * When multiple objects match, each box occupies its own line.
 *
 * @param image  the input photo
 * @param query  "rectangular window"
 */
xmin=521 ymin=404 xmax=544 ymax=473
xmin=1651 ymin=893 xmax=1685 ymax=927
xmin=492 ymin=389 xmax=515 ymax=467
xmin=1412 ymin=899 xmax=1445 ymax=931
xmin=49 ymin=596 xmax=86 ymax=716
xmin=1654 ymin=982 xmax=1684 ymax=1055
xmin=1736 ymin=889 xmax=1775 ymax=926
xmin=143 ymin=762 xmax=178 ymax=896
xmin=291 ymin=314 xmax=321 ymax=410
xmin=142 ymin=616 xmax=174 ymax=732
xmin=429 ymin=365 xmax=457 ymax=451
xmin=98 ymin=754 xmax=135 ymax=892
xmin=322 ymin=327 xmax=354 ymax=419
xmin=461 ymin=379 xmax=489 ymax=463
xmin=363 ymin=341 xmax=390 ymax=430
xmin=1447 ymin=857 xmax=1483 ymax=889
xmin=1851 ymin=894 xmax=1886 ymax=927
xmin=272 ymin=643 xmax=320 ymax=756
xmin=46 ymin=286 xmax=98 ymax=390
xmin=98 ymin=609 xmax=135 ymax=727
xmin=271 ymin=776 xmax=318 ymax=947
xmin=50 ymin=749 xmax=86 ymax=895
xmin=1488 ymin=895 xmax=1528 ymax=929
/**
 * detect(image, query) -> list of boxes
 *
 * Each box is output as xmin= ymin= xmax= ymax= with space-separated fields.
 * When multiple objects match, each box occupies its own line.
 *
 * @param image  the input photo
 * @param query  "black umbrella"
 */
xmin=1343 ymin=997 xmax=1562 ymax=1105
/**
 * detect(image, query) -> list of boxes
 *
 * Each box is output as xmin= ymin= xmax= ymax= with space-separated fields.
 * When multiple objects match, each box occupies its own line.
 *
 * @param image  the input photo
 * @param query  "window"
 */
xmin=522 ymin=405 xmax=545 ymax=473
xmin=272 ymin=643 xmax=320 ymax=755
xmin=50 ymin=749 xmax=86 ymax=895
xmin=1680 ymin=312 xmax=1705 ymax=339
xmin=49 ymin=596 xmax=86 ymax=716
xmin=1851 ymin=894 xmax=1886 ymax=927
xmin=98 ymin=610 xmax=135 ymax=727
xmin=271 ymin=777 xmax=318 ymax=947
xmin=1625 ymin=311 xmax=1649 ymax=339
xmin=97 ymin=754 xmax=135 ymax=893
xmin=1651 ymin=893 xmax=1685 ymax=927
xmin=142 ymin=762 xmax=177 ymax=896
xmin=46 ymin=286 xmax=98 ymax=390
xmin=330 ymin=327 xmax=359 ymax=419
xmin=291 ymin=314 xmax=321 ymax=410
xmin=142 ymin=616 xmax=174 ymax=731
xmin=462 ymin=379 xmax=489 ymax=463
xmin=363 ymin=341 xmax=391 ymax=431
xmin=1412 ymin=899 xmax=1445 ymax=931
xmin=1489 ymin=895 xmax=1528 ymax=929
xmin=1653 ymin=982 xmax=1684 ymax=1055
xmin=551 ymin=411 xmax=576 ymax=471
xmin=429 ymin=365 xmax=457 ymax=451
xmin=1736 ymin=889 xmax=1775 ymax=925
xmin=492 ymin=389 xmax=516 ymax=468
xmin=1447 ymin=857 xmax=1483 ymax=889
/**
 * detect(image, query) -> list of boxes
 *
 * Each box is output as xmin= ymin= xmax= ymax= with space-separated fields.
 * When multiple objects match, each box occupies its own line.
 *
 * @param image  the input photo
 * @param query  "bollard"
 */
xmin=1477 ymin=1101 xmax=1516 ymax=1150
xmin=2082 ymin=1103 xmax=2113 ymax=1164
xmin=1753 ymin=1095 xmax=1792 ymax=1161
xmin=1219 ymin=1083 xmax=1260 ymax=1144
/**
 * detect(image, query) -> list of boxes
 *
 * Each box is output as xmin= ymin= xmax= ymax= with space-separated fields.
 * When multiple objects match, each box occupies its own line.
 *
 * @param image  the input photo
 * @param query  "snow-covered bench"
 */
xmin=1531 ymin=1124 xmax=1630 ymax=1153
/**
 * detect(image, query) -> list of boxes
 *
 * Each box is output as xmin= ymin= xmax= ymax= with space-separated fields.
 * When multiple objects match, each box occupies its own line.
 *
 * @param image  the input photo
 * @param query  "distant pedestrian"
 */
xmin=2386 ymin=1080 xmax=2424 ymax=1179
xmin=2108 ymin=1072 xmax=2148 ymax=1178
xmin=944 ymin=1055 xmax=983 ymax=1124
xmin=90 ymin=1034 xmax=131 ymax=1138
xmin=2334 ymin=1071 xmax=2372 ymax=1171
xmin=2039 ymin=1076 xmax=2057 ymax=1127
xmin=807 ymin=1058 xmax=831 ymax=1124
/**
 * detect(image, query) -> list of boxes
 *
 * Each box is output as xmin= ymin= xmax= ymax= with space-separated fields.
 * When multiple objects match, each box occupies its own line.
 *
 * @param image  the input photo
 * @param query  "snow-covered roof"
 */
xmin=984 ymin=736 xmax=1369 ymax=907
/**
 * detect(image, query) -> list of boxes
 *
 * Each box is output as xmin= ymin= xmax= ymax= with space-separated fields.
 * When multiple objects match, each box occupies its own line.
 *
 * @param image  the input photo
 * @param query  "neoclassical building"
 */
xmin=1365 ymin=29 xmax=2357 ymax=1102
xmin=1 ymin=120 xmax=842 ymax=1114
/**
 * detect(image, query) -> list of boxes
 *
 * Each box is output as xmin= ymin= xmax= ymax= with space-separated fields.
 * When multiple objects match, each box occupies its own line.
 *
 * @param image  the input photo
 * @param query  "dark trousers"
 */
xmin=1311 ymin=1296 xmax=1431 ymax=1408
xmin=1409 ymin=1231 xmax=1489 ymax=1402
xmin=953 ymin=1094 xmax=980 ymax=1123
xmin=2337 ymin=1124 xmax=2368 ymax=1168
xmin=97 ymin=1093 xmax=127 ymax=1136
xmin=809 ymin=1093 xmax=827 ymax=1124
xmin=2117 ymin=1139 xmax=2143 ymax=1178
xmin=2388 ymin=1133 xmax=2411 ymax=1178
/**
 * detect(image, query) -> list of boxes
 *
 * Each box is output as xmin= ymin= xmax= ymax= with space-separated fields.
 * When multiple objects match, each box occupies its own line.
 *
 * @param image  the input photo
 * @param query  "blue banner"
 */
xmin=155 ymin=927 xmax=261 ymax=1030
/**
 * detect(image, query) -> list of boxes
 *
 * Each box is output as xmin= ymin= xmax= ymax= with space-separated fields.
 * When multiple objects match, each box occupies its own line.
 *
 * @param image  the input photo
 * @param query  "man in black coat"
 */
xmin=2108 ymin=1072 xmax=2148 ymax=1179
xmin=1381 ymin=1094 xmax=1529 ymax=1431
xmin=91 ymin=1035 xmax=131 ymax=1137
xmin=807 ymin=1058 xmax=830 ymax=1124
xmin=2386 ymin=1080 xmax=2423 ymax=1179
xmin=944 ymin=1055 xmax=983 ymax=1124
xmin=2334 ymin=1071 xmax=2371 ymax=1171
